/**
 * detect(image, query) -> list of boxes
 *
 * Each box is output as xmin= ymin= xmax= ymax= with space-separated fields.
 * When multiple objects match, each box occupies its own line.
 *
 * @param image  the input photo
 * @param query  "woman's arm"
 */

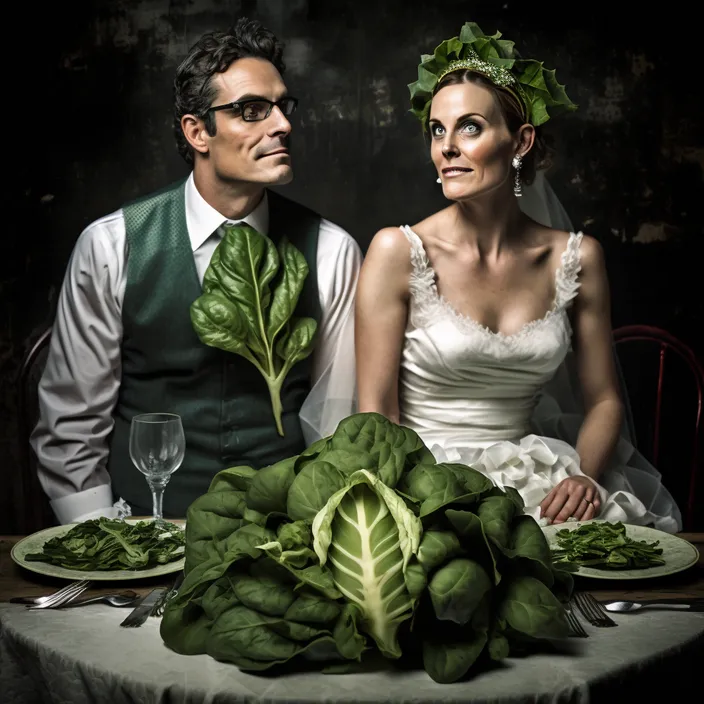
xmin=571 ymin=235 xmax=625 ymax=480
xmin=355 ymin=227 xmax=413 ymax=423
xmin=540 ymin=235 xmax=624 ymax=523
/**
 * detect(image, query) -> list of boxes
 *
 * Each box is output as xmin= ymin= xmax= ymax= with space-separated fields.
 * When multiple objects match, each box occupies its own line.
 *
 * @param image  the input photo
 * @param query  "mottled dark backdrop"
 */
xmin=2 ymin=1 xmax=702 ymax=532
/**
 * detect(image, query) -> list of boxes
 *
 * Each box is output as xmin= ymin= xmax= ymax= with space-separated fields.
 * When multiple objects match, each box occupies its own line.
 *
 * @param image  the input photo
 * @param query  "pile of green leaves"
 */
xmin=191 ymin=224 xmax=317 ymax=437
xmin=161 ymin=413 xmax=572 ymax=683
xmin=26 ymin=518 xmax=185 ymax=571
xmin=551 ymin=521 xmax=666 ymax=570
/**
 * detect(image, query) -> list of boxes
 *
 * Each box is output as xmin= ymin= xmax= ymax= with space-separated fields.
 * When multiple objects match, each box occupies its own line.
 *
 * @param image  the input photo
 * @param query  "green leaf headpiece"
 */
xmin=408 ymin=22 xmax=577 ymax=128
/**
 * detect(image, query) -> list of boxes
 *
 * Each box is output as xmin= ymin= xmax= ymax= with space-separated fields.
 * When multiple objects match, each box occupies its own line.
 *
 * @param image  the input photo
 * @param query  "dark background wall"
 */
xmin=2 ymin=1 xmax=702 ymax=532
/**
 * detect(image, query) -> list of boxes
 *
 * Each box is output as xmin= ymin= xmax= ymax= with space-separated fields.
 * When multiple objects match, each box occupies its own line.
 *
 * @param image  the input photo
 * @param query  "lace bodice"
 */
xmin=398 ymin=226 xmax=583 ymax=447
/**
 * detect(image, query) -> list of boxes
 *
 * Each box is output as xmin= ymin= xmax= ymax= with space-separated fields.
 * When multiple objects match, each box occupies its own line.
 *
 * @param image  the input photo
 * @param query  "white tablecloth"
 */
xmin=1 ymin=603 xmax=703 ymax=703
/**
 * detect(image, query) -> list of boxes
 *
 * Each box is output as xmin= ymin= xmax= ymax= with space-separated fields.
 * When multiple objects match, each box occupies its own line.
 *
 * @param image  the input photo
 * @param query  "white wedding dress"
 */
xmin=399 ymin=225 xmax=682 ymax=533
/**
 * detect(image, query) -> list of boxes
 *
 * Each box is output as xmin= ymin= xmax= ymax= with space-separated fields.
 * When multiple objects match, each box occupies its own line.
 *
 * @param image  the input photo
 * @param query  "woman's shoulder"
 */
xmin=369 ymin=225 xmax=413 ymax=252
xmin=368 ymin=209 xmax=448 ymax=259
xmin=528 ymin=225 xmax=603 ymax=269
xmin=364 ymin=226 xmax=418 ymax=280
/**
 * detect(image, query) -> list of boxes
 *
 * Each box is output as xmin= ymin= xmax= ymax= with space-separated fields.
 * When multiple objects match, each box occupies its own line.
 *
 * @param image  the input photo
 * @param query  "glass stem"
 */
xmin=148 ymin=477 xmax=169 ymax=522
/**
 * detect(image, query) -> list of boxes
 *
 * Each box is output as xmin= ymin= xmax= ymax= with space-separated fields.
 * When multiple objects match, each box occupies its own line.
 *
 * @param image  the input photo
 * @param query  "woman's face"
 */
xmin=429 ymin=80 xmax=526 ymax=202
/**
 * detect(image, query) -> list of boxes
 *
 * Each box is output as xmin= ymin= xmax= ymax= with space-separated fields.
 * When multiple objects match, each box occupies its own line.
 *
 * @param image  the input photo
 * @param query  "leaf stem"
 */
xmin=267 ymin=376 xmax=285 ymax=436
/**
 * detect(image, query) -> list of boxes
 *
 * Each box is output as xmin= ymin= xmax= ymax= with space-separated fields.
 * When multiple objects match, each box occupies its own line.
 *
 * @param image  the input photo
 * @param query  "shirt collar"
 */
xmin=184 ymin=172 xmax=270 ymax=252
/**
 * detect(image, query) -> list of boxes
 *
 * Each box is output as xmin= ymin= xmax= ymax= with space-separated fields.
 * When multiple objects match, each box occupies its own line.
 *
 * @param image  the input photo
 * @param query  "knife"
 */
xmin=119 ymin=587 xmax=167 ymax=628
xmin=153 ymin=570 xmax=185 ymax=617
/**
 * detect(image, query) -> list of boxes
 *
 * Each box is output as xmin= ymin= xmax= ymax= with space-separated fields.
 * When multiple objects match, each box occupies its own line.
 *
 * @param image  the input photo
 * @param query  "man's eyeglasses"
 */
xmin=203 ymin=97 xmax=298 ymax=122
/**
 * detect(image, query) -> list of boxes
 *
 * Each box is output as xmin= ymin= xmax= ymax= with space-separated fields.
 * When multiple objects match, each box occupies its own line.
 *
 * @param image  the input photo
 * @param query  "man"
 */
xmin=32 ymin=19 xmax=362 ymax=523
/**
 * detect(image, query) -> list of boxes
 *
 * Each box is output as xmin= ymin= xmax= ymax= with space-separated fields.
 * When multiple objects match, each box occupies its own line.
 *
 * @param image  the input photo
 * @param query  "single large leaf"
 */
xmin=160 ymin=599 xmax=214 ymax=655
xmin=444 ymin=509 xmax=501 ymax=584
xmin=284 ymin=590 xmax=342 ymax=625
xmin=417 ymin=530 xmax=463 ymax=573
xmin=403 ymin=556 xmax=428 ymax=600
xmin=428 ymin=558 xmax=492 ymax=625
xmin=253 ymin=544 xmax=342 ymax=600
xmin=287 ymin=461 xmax=347 ymax=522
xmin=192 ymin=225 xmax=317 ymax=435
xmin=190 ymin=293 xmax=255 ymax=360
xmin=267 ymin=239 xmax=309 ymax=346
xmin=206 ymin=604 xmax=332 ymax=668
xmin=312 ymin=470 xmax=423 ymax=658
xmin=293 ymin=437 xmax=330 ymax=471
xmin=202 ymin=230 xmax=277 ymax=357
xmin=422 ymin=625 xmax=488 ymax=684
xmin=230 ymin=573 xmax=296 ymax=616
xmin=498 ymin=576 xmax=570 ymax=640
xmin=245 ymin=457 xmax=296 ymax=515
xmin=400 ymin=464 xmax=463 ymax=502
xmin=201 ymin=577 xmax=239 ymax=621
xmin=184 ymin=490 xmax=247 ymax=572
xmin=326 ymin=413 xmax=424 ymax=488
xmin=476 ymin=495 xmax=517 ymax=550
xmin=208 ymin=466 xmax=257 ymax=493
xmin=499 ymin=515 xmax=554 ymax=587
xmin=444 ymin=464 xmax=494 ymax=495
xmin=161 ymin=550 xmax=236 ymax=655
xmin=275 ymin=317 xmax=317 ymax=365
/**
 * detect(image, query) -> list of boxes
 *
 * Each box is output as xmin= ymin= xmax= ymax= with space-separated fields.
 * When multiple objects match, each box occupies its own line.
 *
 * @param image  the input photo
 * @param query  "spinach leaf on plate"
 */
xmin=551 ymin=521 xmax=665 ymax=569
xmin=25 ymin=518 xmax=185 ymax=571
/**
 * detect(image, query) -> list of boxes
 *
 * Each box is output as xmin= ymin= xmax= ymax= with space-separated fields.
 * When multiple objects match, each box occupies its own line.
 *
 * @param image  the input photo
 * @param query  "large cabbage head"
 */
xmin=311 ymin=470 xmax=423 ymax=658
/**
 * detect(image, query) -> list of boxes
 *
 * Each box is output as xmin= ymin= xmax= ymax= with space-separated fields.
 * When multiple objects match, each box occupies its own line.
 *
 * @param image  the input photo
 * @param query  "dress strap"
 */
xmin=553 ymin=232 xmax=584 ymax=308
xmin=400 ymin=225 xmax=437 ymax=300
xmin=400 ymin=225 xmax=429 ymax=271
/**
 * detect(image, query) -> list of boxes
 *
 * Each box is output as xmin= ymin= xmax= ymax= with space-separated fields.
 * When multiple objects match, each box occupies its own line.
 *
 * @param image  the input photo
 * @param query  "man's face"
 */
xmin=200 ymin=57 xmax=293 ymax=186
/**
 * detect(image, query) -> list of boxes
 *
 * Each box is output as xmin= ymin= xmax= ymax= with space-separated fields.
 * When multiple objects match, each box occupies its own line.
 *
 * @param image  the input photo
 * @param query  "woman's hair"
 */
xmin=430 ymin=69 xmax=552 ymax=184
xmin=173 ymin=18 xmax=285 ymax=165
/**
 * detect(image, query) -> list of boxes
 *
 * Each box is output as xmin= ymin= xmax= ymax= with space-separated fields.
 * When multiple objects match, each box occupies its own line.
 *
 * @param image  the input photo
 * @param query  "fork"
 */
xmin=565 ymin=602 xmax=589 ymax=638
xmin=28 ymin=580 xmax=90 ymax=610
xmin=573 ymin=591 xmax=618 ymax=627
xmin=11 ymin=580 xmax=91 ymax=606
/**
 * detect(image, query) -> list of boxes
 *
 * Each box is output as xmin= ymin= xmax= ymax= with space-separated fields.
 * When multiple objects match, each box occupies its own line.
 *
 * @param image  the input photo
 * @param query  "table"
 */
xmin=2 ymin=534 xmax=703 ymax=703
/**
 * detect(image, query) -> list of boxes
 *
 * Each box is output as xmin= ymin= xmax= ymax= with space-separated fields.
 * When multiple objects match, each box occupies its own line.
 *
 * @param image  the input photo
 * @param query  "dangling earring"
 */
xmin=512 ymin=155 xmax=523 ymax=197
xmin=436 ymin=177 xmax=442 ymax=183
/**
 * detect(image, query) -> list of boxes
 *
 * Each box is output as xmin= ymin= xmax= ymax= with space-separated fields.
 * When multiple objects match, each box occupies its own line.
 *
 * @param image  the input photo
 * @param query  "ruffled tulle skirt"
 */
xmin=423 ymin=421 xmax=682 ymax=533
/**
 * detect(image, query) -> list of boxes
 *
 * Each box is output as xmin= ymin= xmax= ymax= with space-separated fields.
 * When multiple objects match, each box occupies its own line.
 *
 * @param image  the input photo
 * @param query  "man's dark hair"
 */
xmin=173 ymin=18 xmax=285 ymax=165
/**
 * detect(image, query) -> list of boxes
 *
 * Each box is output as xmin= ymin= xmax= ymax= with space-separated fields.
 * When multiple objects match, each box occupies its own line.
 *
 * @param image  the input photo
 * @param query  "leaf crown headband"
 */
xmin=408 ymin=22 xmax=577 ymax=128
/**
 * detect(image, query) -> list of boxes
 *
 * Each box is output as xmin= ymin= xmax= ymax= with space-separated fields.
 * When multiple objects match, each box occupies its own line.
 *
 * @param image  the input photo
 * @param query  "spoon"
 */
xmin=604 ymin=599 xmax=704 ymax=613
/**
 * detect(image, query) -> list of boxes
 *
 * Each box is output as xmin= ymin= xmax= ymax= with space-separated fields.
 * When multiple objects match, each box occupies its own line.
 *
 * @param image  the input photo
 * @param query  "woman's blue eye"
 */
xmin=430 ymin=124 xmax=444 ymax=137
xmin=461 ymin=121 xmax=480 ymax=134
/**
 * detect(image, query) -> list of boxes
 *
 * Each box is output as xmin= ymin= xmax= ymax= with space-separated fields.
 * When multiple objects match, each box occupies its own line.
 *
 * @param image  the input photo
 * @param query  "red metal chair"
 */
xmin=16 ymin=327 xmax=56 ymax=533
xmin=613 ymin=325 xmax=703 ymax=530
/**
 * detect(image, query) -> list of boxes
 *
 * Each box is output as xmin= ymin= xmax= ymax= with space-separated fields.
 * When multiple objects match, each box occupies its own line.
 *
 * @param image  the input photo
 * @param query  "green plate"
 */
xmin=11 ymin=519 xmax=185 ymax=581
xmin=542 ymin=519 xmax=699 ymax=580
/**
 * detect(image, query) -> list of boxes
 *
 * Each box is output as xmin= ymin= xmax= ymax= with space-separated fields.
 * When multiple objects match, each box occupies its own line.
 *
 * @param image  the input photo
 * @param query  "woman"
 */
xmin=355 ymin=23 xmax=681 ymax=532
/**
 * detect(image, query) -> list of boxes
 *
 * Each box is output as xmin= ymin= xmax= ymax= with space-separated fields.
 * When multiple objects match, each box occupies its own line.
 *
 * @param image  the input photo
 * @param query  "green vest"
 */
xmin=107 ymin=180 xmax=321 ymax=517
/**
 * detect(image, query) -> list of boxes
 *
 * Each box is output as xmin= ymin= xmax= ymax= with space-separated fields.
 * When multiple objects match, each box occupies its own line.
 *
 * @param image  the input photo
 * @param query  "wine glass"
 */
xmin=129 ymin=413 xmax=185 ymax=524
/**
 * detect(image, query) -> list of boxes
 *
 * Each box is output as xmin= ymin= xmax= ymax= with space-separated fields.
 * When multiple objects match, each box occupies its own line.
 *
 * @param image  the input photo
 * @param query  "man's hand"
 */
xmin=540 ymin=476 xmax=601 ymax=524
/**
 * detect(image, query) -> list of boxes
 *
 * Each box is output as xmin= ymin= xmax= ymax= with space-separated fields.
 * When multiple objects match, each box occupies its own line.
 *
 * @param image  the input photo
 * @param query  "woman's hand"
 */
xmin=539 ymin=476 xmax=601 ymax=524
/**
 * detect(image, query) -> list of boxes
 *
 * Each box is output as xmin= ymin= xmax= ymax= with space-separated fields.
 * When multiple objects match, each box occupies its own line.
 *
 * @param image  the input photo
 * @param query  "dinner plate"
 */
xmin=11 ymin=518 xmax=185 ymax=581
xmin=542 ymin=519 xmax=700 ymax=580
